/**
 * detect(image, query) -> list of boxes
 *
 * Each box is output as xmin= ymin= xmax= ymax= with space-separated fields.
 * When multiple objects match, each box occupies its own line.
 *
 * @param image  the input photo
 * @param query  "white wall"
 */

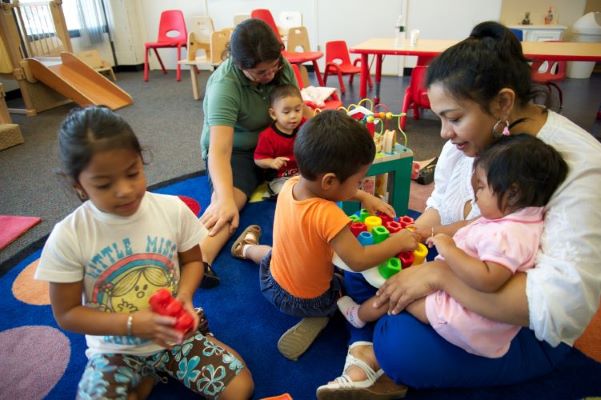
xmin=135 ymin=0 xmax=502 ymax=76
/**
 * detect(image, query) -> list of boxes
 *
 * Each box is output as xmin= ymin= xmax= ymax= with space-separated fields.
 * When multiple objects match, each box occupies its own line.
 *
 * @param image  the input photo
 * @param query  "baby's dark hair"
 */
xmin=228 ymin=19 xmax=284 ymax=69
xmin=473 ymin=134 xmax=567 ymax=212
xmin=294 ymin=110 xmax=375 ymax=183
xmin=58 ymin=106 xmax=142 ymax=182
xmin=427 ymin=21 xmax=536 ymax=113
xmin=269 ymin=84 xmax=302 ymax=107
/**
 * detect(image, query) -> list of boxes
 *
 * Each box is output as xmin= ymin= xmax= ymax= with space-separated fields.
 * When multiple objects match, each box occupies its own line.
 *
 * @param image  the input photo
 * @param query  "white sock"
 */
xmin=337 ymin=296 xmax=366 ymax=328
xmin=242 ymin=244 xmax=251 ymax=259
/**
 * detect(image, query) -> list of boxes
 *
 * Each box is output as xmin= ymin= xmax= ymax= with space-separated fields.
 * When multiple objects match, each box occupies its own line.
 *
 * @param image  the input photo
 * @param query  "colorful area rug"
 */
xmin=1 ymin=174 xmax=600 ymax=399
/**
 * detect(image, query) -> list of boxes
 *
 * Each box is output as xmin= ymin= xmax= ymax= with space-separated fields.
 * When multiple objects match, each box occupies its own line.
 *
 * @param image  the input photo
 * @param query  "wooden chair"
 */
xmin=144 ymin=9 xmax=187 ymax=82
xmin=284 ymin=26 xmax=324 ymax=86
xmin=188 ymin=16 xmax=215 ymax=60
xmin=324 ymin=40 xmax=371 ymax=94
xmin=233 ymin=14 xmax=250 ymax=26
xmin=179 ymin=28 xmax=231 ymax=100
xmin=76 ymin=50 xmax=116 ymax=81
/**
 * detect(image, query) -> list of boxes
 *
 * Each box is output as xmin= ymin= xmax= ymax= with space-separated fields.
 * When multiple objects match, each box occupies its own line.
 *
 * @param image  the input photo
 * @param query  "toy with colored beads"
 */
xmin=341 ymin=99 xmax=408 ymax=152
xmin=333 ymin=209 xmax=428 ymax=288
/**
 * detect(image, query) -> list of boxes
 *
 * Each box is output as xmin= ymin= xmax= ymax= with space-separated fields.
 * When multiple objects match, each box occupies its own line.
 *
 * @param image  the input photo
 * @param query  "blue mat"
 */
xmin=1 ymin=174 xmax=600 ymax=399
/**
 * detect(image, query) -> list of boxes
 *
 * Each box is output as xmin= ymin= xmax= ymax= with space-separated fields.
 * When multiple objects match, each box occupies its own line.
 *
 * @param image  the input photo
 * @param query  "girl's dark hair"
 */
xmin=426 ymin=21 xmax=537 ymax=113
xmin=473 ymin=133 xmax=568 ymax=212
xmin=294 ymin=110 xmax=375 ymax=183
xmin=269 ymin=84 xmax=302 ymax=106
xmin=58 ymin=106 xmax=142 ymax=182
xmin=228 ymin=19 xmax=284 ymax=69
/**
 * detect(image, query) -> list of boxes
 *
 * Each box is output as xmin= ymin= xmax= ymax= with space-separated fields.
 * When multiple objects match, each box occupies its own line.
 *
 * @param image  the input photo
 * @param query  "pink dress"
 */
xmin=424 ymin=207 xmax=544 ymax=358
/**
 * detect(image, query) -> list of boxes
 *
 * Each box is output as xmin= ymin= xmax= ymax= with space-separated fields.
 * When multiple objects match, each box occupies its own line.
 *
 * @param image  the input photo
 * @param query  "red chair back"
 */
xmin=409 ymin=66 xmax=430 ymax=109
xmin=325 ymin=40 xmax=352 ymax=66
xmin=251 ymin=9 xmax=282 ymax=44
xmin=291 ymin=64 xmax=304 ymax=88
xmin=157 ymin=10 xmax=187 ymax=44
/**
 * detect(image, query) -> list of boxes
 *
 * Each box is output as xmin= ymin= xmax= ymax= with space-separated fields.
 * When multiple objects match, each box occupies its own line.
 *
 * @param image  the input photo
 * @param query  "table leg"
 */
xmin=360 ymin=53 xmax=368 ymax=98
xmin=312 ymin=60 xmax=325 ymax=86
xmin=374 ymin=54 xmax=383 ymax=105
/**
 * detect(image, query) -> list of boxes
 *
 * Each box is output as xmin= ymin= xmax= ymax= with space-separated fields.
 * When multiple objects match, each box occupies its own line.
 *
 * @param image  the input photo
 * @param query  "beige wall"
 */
xmin=584 ymin=0 xmax=601 ymax=13
xmin=500 ymin=0 xmax=586 ymax=37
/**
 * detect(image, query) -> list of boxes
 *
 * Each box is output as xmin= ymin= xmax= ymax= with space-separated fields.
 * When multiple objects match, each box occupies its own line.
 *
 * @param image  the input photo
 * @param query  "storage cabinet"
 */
xmin=508 ymin=25 xmax=567 ymax=41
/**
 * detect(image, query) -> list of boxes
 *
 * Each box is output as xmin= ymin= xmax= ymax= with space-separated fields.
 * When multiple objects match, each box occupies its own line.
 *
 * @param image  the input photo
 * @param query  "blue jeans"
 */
xmin=344 ymin=272 xmax=572 ymax=388
xmin=259 ymin=251 xmax=343 ymax=318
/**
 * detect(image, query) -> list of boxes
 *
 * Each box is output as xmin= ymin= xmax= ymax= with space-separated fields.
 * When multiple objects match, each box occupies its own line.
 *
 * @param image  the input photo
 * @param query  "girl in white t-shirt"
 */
xmin=35 ymin=106 xmax=253 ymax=400
xmin=338 ymin=134 xmax=567 ymax=358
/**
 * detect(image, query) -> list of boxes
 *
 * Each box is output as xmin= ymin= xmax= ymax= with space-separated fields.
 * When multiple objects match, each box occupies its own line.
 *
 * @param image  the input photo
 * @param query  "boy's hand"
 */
xmin=360 ymin=193 xmax=396 ymax=218
xmin=270 ymin=157 xmax=290 ymax=170
xmin=392 ymin=229 xmax=419 ymax=252
xmin=129 ymin=309 xmax=183 ymax=348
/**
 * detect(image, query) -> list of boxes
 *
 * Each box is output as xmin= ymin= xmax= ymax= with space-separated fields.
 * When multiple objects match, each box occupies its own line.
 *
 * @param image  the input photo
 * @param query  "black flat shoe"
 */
xmin=201 ymin=263 xmax=220 ymax=288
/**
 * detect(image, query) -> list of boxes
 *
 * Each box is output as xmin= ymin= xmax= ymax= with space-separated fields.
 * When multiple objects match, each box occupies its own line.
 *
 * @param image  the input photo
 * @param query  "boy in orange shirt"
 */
xmin=231 ymin=110 xmax=418 ymax=360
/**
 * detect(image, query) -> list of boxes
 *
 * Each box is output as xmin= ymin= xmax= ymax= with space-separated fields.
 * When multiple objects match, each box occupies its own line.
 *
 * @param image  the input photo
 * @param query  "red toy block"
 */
xmin=350 ymin=221 xmax=368 ymax=237
xmin=149 ymin=288 xmax=194 ymax=334
xmin=398 ymin=215 xmax=415 ymax=228
xmin=376 ymin=211 xmax=393 ymax=224
xmin=398 ymin=251 xmax=415 ymax=268
xmin=384 ymin=220 xmax=402 ymax=234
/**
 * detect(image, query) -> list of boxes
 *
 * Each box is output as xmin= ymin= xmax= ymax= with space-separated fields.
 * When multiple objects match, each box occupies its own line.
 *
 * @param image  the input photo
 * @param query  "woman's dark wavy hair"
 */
xmin=58 ymin=106 xmax=142 ymax=182
xmin=473 ymin=133 xmax=568 ymax=212
xmin=426 ymin=21 xmax=541 ymax=113
xmin=227 ymin=19 xmax=284 ymax=69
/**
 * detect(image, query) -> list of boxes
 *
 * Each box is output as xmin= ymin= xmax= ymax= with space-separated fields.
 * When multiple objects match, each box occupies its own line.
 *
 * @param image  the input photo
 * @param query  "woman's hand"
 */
xmin=200 ymin=197 xmax=239 ymax=236
xmin=373 ymin=260 xmax=447 ymax=315
xmin=130 ymin=309 xmax=183 ymax=348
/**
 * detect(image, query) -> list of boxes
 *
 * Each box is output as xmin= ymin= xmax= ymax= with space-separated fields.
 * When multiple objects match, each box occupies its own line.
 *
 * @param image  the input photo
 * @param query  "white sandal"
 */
xmin=316 ymin=341 xmax=407 ymax=400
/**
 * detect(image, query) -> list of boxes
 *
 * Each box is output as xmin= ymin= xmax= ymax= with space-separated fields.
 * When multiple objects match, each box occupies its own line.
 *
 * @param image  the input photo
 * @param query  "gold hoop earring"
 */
xmin=492 ymin=119 xmax=510 ymax=138
xmin=75 ymin=189 xmax=88 ymax=200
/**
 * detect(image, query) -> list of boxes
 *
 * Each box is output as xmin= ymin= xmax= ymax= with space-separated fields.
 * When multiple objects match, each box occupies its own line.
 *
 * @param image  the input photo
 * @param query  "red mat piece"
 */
xmin=0 ymin=215 xmax=42 ymax=250
xmin=177 ymin=195 xmax=201 ymax=216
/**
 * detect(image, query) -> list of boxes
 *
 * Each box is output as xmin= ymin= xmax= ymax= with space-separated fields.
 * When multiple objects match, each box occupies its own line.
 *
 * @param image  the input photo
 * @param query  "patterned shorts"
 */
xmin=77 ymin=332 xmax=244 ymax=399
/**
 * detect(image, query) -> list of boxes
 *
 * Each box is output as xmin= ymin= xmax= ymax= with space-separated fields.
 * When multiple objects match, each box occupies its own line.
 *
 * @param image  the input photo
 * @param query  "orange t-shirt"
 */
xmin=270 ymin=176 xmax=351 ymax=299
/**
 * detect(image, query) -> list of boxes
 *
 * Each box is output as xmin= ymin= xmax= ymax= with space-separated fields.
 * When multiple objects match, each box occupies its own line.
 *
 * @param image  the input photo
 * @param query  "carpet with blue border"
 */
xmin=1 ymin=174 xmax=600 ymax=399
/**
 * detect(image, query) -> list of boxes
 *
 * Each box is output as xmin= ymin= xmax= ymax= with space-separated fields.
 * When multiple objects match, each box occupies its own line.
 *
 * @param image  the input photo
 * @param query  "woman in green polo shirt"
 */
xmin=199 ymin=19 xmax=297 ymax=286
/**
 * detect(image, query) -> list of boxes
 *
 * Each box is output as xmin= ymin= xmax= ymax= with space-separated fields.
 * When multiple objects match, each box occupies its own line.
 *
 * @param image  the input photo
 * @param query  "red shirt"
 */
xmin=254 ymin=119 xmax=305 ymax=178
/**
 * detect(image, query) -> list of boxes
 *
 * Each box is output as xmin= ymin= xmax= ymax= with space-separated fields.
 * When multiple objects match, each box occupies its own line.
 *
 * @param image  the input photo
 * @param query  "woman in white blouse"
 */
xmin=317 ymin=21 xmax=601 ymax=399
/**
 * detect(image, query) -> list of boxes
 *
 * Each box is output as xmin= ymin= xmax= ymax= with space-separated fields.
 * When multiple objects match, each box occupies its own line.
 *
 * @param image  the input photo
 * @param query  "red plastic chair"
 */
xmin=292 ymin=64 xmax=342 ymax=110
xmin=324 ymin=40 xmax=372 ymax=94
xmin=250 ymin=9 xmax=283 ymax=44
xmin=400 ymin=65 xmax=431 ymax=130
xmin=531 ymin=58 xmax=566 ymax=110
xmin=144 ymin=10 xmax=188 ymax=82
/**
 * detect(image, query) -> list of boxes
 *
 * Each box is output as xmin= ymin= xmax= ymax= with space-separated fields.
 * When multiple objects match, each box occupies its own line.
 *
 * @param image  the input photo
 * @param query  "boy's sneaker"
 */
xmin=277 ymin=317 xmax=330 ymax=361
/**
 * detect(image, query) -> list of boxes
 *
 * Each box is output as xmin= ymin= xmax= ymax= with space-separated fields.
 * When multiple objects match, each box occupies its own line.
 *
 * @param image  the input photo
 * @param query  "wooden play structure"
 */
xmin=0 ymin=82 xmax=24 ymax=151
xmin=0 ymin=0 xmax=132 ymax=116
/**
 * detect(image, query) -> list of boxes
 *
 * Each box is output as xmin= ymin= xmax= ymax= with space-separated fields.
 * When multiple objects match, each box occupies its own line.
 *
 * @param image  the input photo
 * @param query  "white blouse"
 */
xmin=425 ymin=110 xmax=601 ymax=346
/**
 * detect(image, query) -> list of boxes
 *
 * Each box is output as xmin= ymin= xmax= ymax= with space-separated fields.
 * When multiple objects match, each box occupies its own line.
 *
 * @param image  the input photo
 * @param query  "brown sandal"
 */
xmin=231 ymin=225 xmax=262 ymax=259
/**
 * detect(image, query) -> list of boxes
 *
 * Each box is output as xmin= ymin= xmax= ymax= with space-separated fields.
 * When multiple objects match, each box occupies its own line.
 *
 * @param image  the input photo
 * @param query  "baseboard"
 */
xmin=114 ymin=64 xmax=144 ymax=72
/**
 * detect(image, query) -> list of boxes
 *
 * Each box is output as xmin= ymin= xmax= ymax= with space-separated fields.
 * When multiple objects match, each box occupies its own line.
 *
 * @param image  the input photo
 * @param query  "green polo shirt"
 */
xmin=201 ymin=57 xmax=296 ymax=159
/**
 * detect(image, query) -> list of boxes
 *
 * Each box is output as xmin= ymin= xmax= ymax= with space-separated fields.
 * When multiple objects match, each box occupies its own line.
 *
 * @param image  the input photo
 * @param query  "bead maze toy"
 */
xmin=149 ymin=288 xmax=195 ymax=334
xmin=333 ymin=209 xmax=428 ymax=288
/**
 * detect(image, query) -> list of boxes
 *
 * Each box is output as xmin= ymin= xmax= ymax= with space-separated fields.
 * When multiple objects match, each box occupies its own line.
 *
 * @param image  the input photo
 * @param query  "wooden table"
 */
xmin=351 ymin=38 xmax=601 ymax=100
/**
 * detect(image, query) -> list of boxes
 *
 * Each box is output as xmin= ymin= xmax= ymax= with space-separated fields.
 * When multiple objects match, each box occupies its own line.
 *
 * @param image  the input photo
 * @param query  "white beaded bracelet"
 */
xmin=126 ymin=314 xmax=134 ymax=336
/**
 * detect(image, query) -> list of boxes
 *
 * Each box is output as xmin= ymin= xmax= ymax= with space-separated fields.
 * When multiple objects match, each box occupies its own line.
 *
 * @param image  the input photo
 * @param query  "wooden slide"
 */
xmin=26 ymin=52 xmax=132 ymax=110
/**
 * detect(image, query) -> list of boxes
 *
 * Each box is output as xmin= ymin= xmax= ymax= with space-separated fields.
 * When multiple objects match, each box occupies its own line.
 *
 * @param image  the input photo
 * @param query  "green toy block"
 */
xmin=378 ymin=257 xmax=402 ymax=279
